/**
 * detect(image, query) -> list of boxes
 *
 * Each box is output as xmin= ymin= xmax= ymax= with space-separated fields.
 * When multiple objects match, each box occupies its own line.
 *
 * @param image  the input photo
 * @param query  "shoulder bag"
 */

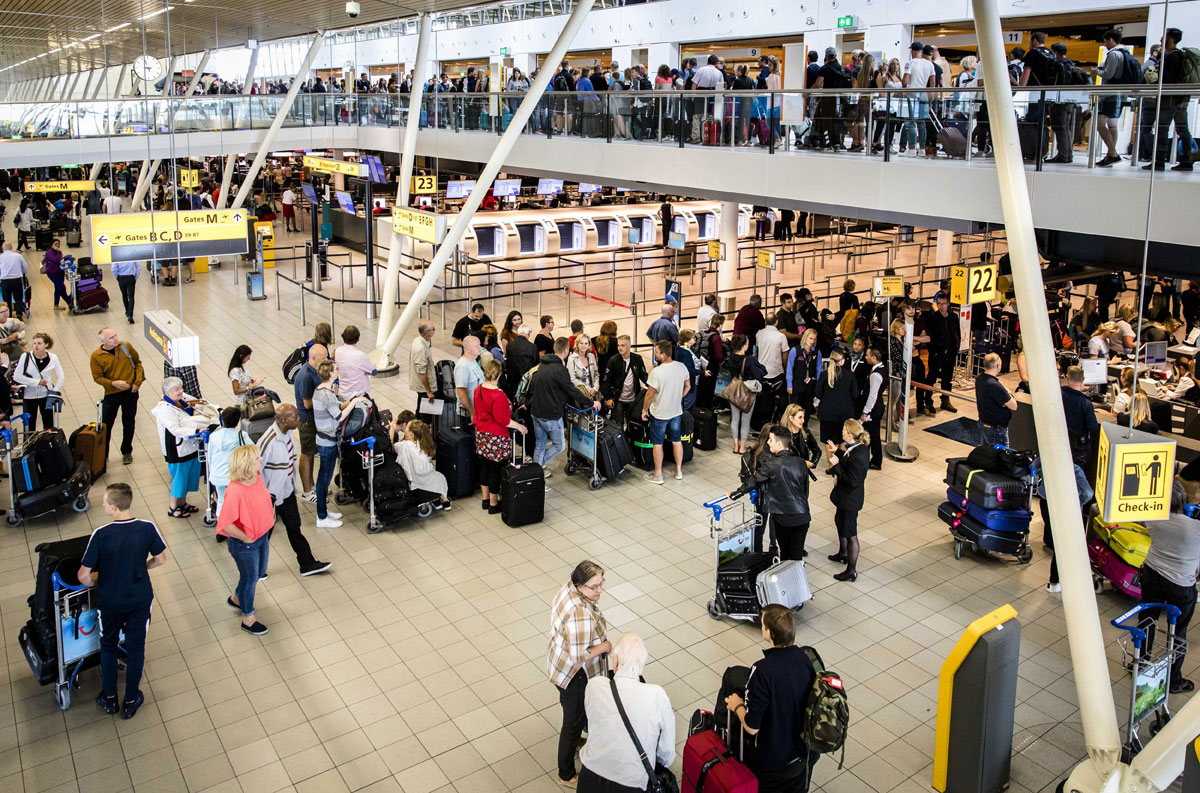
xmin=721 ymin=360 xmax=756 ymax=413
xmin=243 ymin=386 xmax=276 ymax=422
xmin=608 ymin=676 xmax=679 ymax=793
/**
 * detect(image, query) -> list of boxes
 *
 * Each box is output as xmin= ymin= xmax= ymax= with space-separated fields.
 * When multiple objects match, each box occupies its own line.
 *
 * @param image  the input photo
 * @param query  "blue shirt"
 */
xmin=111 ymin=261 xmax=140 ymax=278
xmin=294 ymin=363 xmax=321 ymax=422
xmin=81 ymin=519 xmax=167 ymax=612
xmin=645 ymin=317 xmax=679 ymax=346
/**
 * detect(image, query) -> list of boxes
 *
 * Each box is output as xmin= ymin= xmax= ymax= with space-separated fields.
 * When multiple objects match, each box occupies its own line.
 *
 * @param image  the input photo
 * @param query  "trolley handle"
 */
xmin=349 ymin=436 xmax=376 ymax=450
xmin=703 ymin=489 xmax=757 ymax=520
xmin=187 ymin=429 xmax=212 ymax=443
xmin=51 ymin=572 xmax=88 ymax=592
xmin=565 ymin=405 xmax=598 ymax=416
xmin=1112 ymin=602 xmax=1182 ymax=647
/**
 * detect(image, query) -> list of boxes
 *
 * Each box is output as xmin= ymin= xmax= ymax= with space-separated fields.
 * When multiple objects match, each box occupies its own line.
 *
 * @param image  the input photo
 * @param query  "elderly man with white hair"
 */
xmin=578 ymin=633 xmax=675 ymax=792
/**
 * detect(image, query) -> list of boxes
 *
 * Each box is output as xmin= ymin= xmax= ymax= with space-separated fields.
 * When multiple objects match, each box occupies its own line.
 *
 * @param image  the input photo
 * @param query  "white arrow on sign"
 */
xmin=96 ymin=234 xmax=109 ymax=245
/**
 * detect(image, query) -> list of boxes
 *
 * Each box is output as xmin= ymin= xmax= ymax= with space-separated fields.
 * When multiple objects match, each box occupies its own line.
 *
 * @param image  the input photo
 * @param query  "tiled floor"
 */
xmin=0 ymin=215 xmax=1187 ymax=793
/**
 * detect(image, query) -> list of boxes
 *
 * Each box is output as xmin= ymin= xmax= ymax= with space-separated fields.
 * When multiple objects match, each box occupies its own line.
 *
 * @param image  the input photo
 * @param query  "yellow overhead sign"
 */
xmin=411 ymin=174 xmax=437 ymax=195
xmin=391 ymin=207 xmax=447 ymax=245
xmin=707 ymin=241 xmax=726 ymax=261
xmin=950 ymin=262 xmax=998 ymax=305
xmin=756 ymin=250 xmax=776 ymax=270
xmin=302 ymin=155 xmax=367 ymax=178
xmin=25 ymin=180 xmax=95 ymax=193
xmin=89 ymin=209 xmax=250 ymax=264
xmin=1096 ymin=426 xmax=1175 ymax=522
xmin=873 ymin=275 xmax=904 ymax=298
xmin=179 ymin=169 xmax=200 ymax=188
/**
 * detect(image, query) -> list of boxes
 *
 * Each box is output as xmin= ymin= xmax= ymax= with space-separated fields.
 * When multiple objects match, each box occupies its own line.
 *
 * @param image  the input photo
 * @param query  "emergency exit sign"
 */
xmin=499 ymin=47 xmax=509 ymax=55
xmin=837 ymin=15 xmax=856 ymax=28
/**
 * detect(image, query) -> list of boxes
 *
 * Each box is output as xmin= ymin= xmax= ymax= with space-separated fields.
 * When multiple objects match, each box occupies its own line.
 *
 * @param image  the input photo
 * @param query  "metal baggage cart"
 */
xmin=945 ymin=455 xmax=1039 ymax=564
xmin=47 ymin=572 xmax=103 ymax=710
xmin=1111 ymin=602 xmax=1185 ymax=762
xmin=2 ymin=416 xmax=91 ymax=527
xmin=564 ymin=405 xmax=605 ymax=490
xmin=702 ymin=493 xmax=761 ymax=624
xmin=188 ymin=429 xmax=217 ymax=528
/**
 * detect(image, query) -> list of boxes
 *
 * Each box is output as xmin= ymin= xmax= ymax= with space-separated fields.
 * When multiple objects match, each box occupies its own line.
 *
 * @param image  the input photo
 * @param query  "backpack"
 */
xmin=1115 ymin=49 xmax=1143 ymax=84
xmin=825 ymin=65 xmax=852 ymax=90
xmin=1181 ymin=47 xmax=1200 ymax=85
xmin=1066 ymin=62 xmax=1092 ymax=86
xmin=514 ymin=365 xmax=539 ymax=408
xmin=434 ymin=359 xmax=457 ymax=402
xmin=838 ymin=309 xmax=859 ymax=342
xmin=282 ymin=342 xmax=312 ymax=384
xmin=801 ymin=646 xmax=850 ymax=769
xmin=697 ymin=330 xmax=719 ymax=372
xmin=339 ymin=396 xmax=374 ymax=439
xmin=552 ymin=73 xmax=569 ymax=92
xmin=1027 ymin=47 xmax=1062 ymax=86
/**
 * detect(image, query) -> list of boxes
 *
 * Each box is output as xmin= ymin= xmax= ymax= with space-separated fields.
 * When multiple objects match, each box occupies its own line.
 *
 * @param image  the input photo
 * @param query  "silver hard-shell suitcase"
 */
xmin=756 ymin=558 xmax=812 ymax=610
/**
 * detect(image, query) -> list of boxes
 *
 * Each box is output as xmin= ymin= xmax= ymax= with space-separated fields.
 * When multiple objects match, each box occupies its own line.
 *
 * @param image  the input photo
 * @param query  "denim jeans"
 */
xmin=227 ymin=534 xmax=269 ymax=616
xmin=534 ymin=416 xmax=565 ymax=467
xmin=978 ymin=422 xmax=1009 ymax=448
xmin=315 ymin=445 xmax=338 ymax=519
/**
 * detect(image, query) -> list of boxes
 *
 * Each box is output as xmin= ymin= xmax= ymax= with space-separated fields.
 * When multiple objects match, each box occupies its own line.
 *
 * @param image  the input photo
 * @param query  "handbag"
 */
xmin=608 ymin=676 xmax=679 ymax=793
xmin=721 ymin=360 xmax=757 ymax=413
xmin=244 ymin=387 xmax=275 ymax=422
xmin=475 ymin=430 xmax=509 ymax=462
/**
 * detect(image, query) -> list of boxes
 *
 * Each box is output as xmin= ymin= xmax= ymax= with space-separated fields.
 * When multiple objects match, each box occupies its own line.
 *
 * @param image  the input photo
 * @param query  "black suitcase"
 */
xmin=663 ymin=410 xmax=695 ymax=465
xmin=76 ymin=258 xmax=99 ymax=279
xmin=434 ymin=359 xmax=457 ymax=402
xmin=22 ymin=535 xmax=92 ymax=684
xmin=19 ymin=621 xmax=55 ymax=685
xmin=35 ymin=228 xmax=54 ymax=251
xmin=945 ymin=459 xmax=1025 ymax=511
xmin=16 ymin=461 xmax=90 ymax=517
xmin=501 ymin=433 xmax=543 ymax=527
xmin=15 ymin=429 xmax=75 ymax=495
xmin=691 ymin=406 xmax=718 ymax=451
xmin=437 ymin=425 xmax=477 ymax=500
xmin=596 ymin=420 xmax=633 ymax=480
xmin=716 ymin=552 xmax=773 ymax=596
xmin=938 ymin=501 xmax=1027 ymax=556
xmin=719 ymin=592 xmax=761 ymax=618
xmin=624 ymin=420 xmax=655 ymax=470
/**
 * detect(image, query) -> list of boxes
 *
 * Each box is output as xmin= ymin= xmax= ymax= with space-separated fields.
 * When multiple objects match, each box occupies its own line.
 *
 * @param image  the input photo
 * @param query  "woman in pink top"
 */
xmin=217 ymin=445 xmax=275 ymax=636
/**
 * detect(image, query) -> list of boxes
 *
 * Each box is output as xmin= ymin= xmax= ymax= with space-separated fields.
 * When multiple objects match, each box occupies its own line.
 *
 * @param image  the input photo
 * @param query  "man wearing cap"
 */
xmin=903 ymin=42 xmax=936 ymax=154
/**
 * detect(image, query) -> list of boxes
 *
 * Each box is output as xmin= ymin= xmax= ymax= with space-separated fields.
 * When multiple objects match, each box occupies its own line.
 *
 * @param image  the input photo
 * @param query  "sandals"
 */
xmin=167 ymin=505 xmax=198 ymax=518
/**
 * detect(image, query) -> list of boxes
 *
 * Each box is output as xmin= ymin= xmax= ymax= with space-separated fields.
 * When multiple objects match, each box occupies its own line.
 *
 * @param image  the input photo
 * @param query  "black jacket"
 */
xmin=722 ymin=352 xmax=767 ymax=382
xmin=602 ymin=352 xmax=648 ymax=402
xmin=792 ymin=427 xmax=822 ymax=473
xmin=529 ymin=354 xmax=591 ymax=419
xmin=843 ymin=354 xmax=870 ymax=412
xmin=797 ymin=300 xmax=820 ymax=330
xmin=504 ymin=336 xmax=539 ymax=398
xmin=830 ymin=443 xmax=870 ymax=511
xmin=925 ymin=309 xmax=961 ymax=356
xmin=732 ymin=448 xmax=810 ymax=519
xmin=815 ymin=369 xmax=860 ymax=423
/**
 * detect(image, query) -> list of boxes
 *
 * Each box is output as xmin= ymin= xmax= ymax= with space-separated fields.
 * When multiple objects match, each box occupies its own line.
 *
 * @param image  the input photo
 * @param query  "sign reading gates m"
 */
xmin=90 ymin=210 xmax=249 ymax=264
xmin=391 ymin=207 xmax=446 ymax=245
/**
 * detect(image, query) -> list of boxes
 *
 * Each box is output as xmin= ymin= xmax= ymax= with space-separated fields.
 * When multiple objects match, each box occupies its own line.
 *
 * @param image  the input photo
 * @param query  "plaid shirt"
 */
xmin=164 ymin=361 xmax=203 ymax=399
xmin=546 ymin=581 xmax=607 ymax=689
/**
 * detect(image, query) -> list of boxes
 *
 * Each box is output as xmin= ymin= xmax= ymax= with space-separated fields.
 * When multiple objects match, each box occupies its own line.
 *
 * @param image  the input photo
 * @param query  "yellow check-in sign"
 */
xmin=25 ymin=180 xmax=95 ymax=193
xmin=90 ymin=210 xmax=250 ymax=264
xmin=303 ymin=155 xmax=367 ymax=178
xmin=756 ymin=250 xmax=776 ymax=270
xmin=873 ymin=275 xmax=904 ymax=298
xmin=707 ymin=241 xmax=726 ymax=261
xmin=392 ymin=207 xmax=446 ymax=245
xmin=179 ymin=169 xmax=200 ymax=188
xmin=950 ymin=262 xmax=998 ymax=305
xmin=1096 ymin=425 xmax=1175 ymax=522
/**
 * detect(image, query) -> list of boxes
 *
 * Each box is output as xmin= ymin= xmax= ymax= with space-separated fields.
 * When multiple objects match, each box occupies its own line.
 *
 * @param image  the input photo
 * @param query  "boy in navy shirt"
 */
xmin=78 ymin=483 xmax=168 ymax=719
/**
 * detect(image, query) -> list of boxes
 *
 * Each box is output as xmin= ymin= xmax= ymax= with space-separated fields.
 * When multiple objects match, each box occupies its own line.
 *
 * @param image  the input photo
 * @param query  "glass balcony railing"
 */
xmin=1 ymin=86 xmax=1196 ymax=173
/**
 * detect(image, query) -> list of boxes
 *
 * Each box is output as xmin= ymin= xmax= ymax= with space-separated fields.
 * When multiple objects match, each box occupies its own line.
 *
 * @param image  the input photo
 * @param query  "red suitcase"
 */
xmin=1088 ymin=537 xmax=1141 ymax=599
xmin=73 ymin=283 xmax=109 ymax=312
xmin=756 ymin=118 xmax=770 ymax=144
xmin=683 ymin=728 xmax=757 ymax=793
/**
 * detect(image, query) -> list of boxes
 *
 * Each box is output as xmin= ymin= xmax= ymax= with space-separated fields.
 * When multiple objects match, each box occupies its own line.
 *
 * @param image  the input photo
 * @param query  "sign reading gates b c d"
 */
xmin=1095 ymin=423 xmax=1176 ymax=523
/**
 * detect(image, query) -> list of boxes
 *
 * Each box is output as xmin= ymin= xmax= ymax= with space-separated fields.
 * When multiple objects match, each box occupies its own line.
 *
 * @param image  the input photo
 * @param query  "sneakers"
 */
xmin=97 ymin=693 xmax=119 ymax=714
xmin=643 ymin=473 xmax=664 ymax=485
xmin=122 ymin=453 xmax=133 ymax=465
xmin=315 ymin=516 xmax=343 ymax=529
xmin=301 ymin=491 xmax=317 ymax=503
xmin=325 ymin=510 xmax=342 ymax=520
xmin=300 ymin=560 xmax=332 ymax=577
xmin=940 ymin=402 xmax=959 ymax=414
xmin=1097 ymin=154 xmax=1122 ymax=167
xmin=121 ymin=691 xmax=145 ymax=719
xmin=241 ymin=621 xmax=269 ymax=636
xmin=674 ymin=470 xmax=683 ymax=481
xmin=543 ymin=469 xmax=553 ymax=480
xmin=1046 ymin=582 xmax=1062 ymax=593
xmin=1170 ymin=678 xmax=1195 ymax=693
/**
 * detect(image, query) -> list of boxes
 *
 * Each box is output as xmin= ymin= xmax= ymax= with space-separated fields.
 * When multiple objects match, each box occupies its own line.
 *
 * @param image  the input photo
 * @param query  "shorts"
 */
xmin=298 ymin=418 xmax=317 ymax=456
xmin=1098 ymin=96 xmax=1122 ymax=118
xmin=648 ymin=414 xmax=681 ymax=445
xmin=168 ymin=457 xmax=201 ymax=498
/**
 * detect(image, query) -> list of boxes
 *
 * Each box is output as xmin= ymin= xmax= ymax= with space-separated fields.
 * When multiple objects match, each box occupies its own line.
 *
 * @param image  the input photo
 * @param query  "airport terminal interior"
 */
xmin=0 ymin=0 xmax=1199 ymax=792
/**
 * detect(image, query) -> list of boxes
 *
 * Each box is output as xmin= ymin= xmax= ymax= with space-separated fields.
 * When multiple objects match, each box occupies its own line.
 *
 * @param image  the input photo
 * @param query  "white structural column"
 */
xmin=378 ymin=0 xmax=597 ymax=362
xmin=970 ymin=0 xmax=1123 ymax=784
xmin=63 ymin=73 xmax=82 ymax=100
xmin=372 ymin=11 xmax=432 ymax=368
xmin=230 ymin=33 xmax=324 ymax=210
xmin=79 ymin=70 xmax=96 ymax=102
xmin=90 ymin=65 xmax=131 ymax=183
xmin=718 ymin=201 xmax=739 ymax=295
xmin=216 ymin=48 xmax=259 ymax=210
xmin=135 ymin=51 xmax=211 ymax=208
xmin=129 ymin=56 xmax=176 ymax=210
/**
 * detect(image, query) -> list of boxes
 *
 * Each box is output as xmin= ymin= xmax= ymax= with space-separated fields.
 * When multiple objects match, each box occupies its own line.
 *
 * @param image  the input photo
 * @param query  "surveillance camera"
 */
xmin=346 ymin=1 xmax=360 ymax=17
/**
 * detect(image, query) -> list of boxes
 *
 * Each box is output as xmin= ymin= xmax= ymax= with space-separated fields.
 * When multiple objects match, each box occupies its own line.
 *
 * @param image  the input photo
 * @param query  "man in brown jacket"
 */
xmin=89 ymin=328 xmax=145 ymax=465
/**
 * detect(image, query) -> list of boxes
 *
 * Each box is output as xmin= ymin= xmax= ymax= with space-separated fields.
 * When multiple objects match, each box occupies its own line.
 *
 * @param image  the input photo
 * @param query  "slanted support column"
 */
xmin=372 ymin=11 xmax=432 ymax=372
xmin=137 ymin=51 xmax=211 ymax=208
xmin=231 ymin=33 xmax=324 ymax=210
xmin=130 ymin=56 xmax=175 ymax=210
xmin=970 ymin=0 xmax=1123 ymax=783
xmin=377 ymin=0 xmax=598 ymax=363
xmin=216 ymin=48 xmax=259 ymax=210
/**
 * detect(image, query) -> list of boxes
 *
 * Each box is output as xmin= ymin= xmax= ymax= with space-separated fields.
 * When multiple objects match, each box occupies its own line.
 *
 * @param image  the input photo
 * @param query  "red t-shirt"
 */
xmin=216 ymin=476 xmax=276 ymax=541
xmin=473 ymin=384 xmax=512 ymax=437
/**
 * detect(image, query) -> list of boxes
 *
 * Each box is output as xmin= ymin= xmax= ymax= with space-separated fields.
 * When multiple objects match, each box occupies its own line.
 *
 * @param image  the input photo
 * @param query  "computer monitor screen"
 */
xmin=578 ymin=183 xmax=602 ymax=193
xmin=1081 ymin=357 xmax=1107 ymax=386
xmin=335 ymin=191 xmax=355 ymax=214
xmin=537 ymin=179 xmax=563 ymax=195
xmin=301 ymin=184 xmax=318 ymax=204
xmin=372 ymin=198 xmax=388 ymax=210
xmin=1144 ymin=341 xmax=1169 ymax=366
xmin=446 ymin=180 xmax=475 ymax=199
xmin=493 ymin=179 xmax=522 ymax=198
xmin=362 ymin=155 xmax=385 ymax=184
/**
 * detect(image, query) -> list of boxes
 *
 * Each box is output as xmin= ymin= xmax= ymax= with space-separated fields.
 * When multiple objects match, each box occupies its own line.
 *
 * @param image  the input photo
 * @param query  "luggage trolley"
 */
xmin=348 ymin=435 xmax=384 ymax=533
xmin=702 ymin=493 xmax=761 ymax=624
xmin=564 ymin=405 xmax=605 ymax=490
xmin=1 ymin=418 xmax=91 ymax=527
xmin=944 ymin=463 xmax=1039 ymax=565
xmin=188 ymin=429 xmax=217 ymax=528
xmin=46 ymin=572 xmax=103 ymax=710
xmin=1110 ymin=602 xmax=1185 ymax=761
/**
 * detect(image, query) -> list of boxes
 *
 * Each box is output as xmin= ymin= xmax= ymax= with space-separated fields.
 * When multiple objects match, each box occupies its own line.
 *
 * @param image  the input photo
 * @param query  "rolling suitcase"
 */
xmin=682 ymin=716 xmax=757 ymax=793
xmin=65 ymin=231 xmax=81 ymax=248
xmin=1088 ymin=537 xmax=1142 ymax=598
xmin=75 ymin=259 xmax=99 ymax=280
xmin=945 ymin=459 xmax=1025 ymax=511
xmin=35 ymin=228 xmax=53 ymax=251
xmin=691 ymin=406 xmax=718 ymax=451
xmin=717 ymin=551 xmax=772 ymax=596
xmin=246 ymin=271 xmax=266 ymax=300
xmin=17 ymin=462 xmax=90 ymax=517
xmin=624 ymin=420 xmax=656 ymax=470
xmin=930 ymin=112 xmax=966 ymax=158
xmin=437 ymin=424 xmax=477 ymax=500
xmin=22 ymin=535 xmax=93 ymax=685
xmin=756 ymin=558 xmax=812 ymax=610
xmin=946 ymin=487 xmax=1032 ymax=532
xmin=596 ymin=420 xmax=632 ymax=480
xmin=434 ymin=360 xmax=457 ymax=402
xmin=663 ymin=409 xmax=694 ymax=465
xmin=73 ymin=283 xmax=109 ymax=312
xmin=1089 ymin=513 xmax=1150 ymax=568
xmin=703 ymin=116 xmax=720 ymax=145
xmin=939 ymin=502 xmax=1026 ymax=557
xmin=756 ymin=118 xmax=770 ymax=144
xmin=501 ymin=433 xmax=543 ymax=527
xmin=68 ymin=402 xmax=107 ymax=482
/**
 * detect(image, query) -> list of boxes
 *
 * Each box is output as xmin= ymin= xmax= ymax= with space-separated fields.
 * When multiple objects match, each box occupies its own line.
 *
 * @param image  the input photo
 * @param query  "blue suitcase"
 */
xmin=946 ymin=487 xmax=1032 ymax=533
xmin=939 ymin=501 xmax=1030 ymax=560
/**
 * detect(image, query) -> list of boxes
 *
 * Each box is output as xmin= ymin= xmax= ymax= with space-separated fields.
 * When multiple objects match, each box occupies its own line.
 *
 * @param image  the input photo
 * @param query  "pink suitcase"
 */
xmin=1088 ymin=537 xmax=1141 ymax=599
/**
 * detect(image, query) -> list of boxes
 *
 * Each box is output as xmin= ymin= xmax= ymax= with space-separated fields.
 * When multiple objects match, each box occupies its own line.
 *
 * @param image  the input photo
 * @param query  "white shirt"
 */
xmin=578 ymin=674 xmax=675 ymax=790
xmin=755 ymin=325 xmax=788 ymax=379
xmin=693 ymin=64 xmax=724 ymax=89
xmin=0 ymin=250 xmax=27 ymax=280
xmin=12 ymin=351 xmax=64 ymax=399
xmin=282 ymin=189 xmax=295 ymax=206
xmin=102 ymin=195 xmax=123 ymax=214
xmin=647 ymin=360 xmax=688 ymax=420
xmin=904 ymin=57 xmax=936 ymax=97
xmin=697 ymin=304 xmax=717 ymax=333
xmin=1088 ymin=335 xmax=1110 ymax=359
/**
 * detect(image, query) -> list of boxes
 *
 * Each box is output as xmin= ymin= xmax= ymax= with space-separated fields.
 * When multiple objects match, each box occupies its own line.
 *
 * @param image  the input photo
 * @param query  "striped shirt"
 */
xmin=546 ymin=582 xmax=607 ymax=689
xmin=256 ymin=422 xmax=297 ymax=504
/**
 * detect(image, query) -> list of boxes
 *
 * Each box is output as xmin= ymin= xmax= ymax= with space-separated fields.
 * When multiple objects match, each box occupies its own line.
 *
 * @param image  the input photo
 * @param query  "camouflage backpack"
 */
xmin=801 ymin=646 xmax=850 ymax=768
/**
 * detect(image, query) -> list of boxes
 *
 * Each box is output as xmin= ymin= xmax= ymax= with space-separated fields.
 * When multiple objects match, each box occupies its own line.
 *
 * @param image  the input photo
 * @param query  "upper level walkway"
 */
xmin=0 ymin=86 xmax=1194 ymax=245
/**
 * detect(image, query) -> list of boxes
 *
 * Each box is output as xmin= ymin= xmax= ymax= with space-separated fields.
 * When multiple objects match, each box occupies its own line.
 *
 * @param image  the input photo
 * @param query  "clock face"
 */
xmin=133 ymin=56 xmax=163 ymax=81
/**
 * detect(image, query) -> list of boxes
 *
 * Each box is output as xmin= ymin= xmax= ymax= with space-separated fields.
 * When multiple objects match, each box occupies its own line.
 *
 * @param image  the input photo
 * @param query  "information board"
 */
xmin=392 ymin=207 xmax=447 ymax=245
xmin=24 ymin=180 xmax=94 ymax=193
xmin=302 ymin=155 xmax=367 ymax=178
xmin=707 ymin=241 xmax=726 ymax=261
xmin=667 ymin=232 xmax=686 ymax=251
xmin=757 ymin=250 xmax=776 ymax=270
xmin=1095 ymin=423 xmax=1176 ymax=522
xmin=90 ymin=210 xmax=249 ymax=264
xmin=873 ymin=275 xmax=904 ymax=298
xmin=411 ymin=174 xmax=437 ymax=195
xmin=950 ymin=262 xmax=998 ymax=305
